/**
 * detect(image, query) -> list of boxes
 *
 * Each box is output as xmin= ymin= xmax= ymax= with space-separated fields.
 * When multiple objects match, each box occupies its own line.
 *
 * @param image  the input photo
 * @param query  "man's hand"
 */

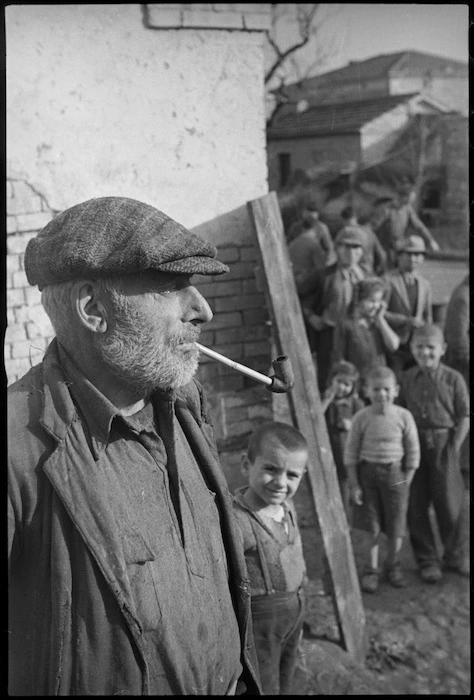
xmin=350 ymin=485 xmax=363 ymax=506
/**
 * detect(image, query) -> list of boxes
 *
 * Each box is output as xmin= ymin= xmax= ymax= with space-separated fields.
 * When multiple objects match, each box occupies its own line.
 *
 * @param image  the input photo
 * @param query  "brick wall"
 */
xmin=195 ymin=241 xmax=275 ymax=489
xmin=5 ymin=179 xmax=56 ymax=384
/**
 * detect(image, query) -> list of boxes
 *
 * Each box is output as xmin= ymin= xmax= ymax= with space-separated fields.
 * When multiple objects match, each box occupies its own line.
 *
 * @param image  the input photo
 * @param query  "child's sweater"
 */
xmin=344 ymin=404 xmax=420 ymax=470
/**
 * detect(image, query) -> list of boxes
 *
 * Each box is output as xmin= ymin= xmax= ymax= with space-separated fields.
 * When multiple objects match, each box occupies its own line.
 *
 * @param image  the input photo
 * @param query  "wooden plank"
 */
xmin=248 ymin=192 xmax=367 ymax=662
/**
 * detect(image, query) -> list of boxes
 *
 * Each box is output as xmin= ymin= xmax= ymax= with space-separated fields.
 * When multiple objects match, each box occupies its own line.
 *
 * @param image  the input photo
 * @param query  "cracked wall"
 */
xmin=6 ymin=4 xmax=271 ymax=386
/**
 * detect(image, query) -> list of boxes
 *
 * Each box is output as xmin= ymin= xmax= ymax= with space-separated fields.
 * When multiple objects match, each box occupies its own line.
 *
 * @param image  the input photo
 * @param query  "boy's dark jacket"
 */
xmin=8 ymin=339 xmax=261 ymax=695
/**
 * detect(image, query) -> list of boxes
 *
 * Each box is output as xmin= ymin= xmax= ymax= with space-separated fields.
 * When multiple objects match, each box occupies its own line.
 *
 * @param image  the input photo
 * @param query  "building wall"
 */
xmin=6 ymin=4 xmax=275 ymax=461
xmin=267 ymin=133 xmax=361 ymax=191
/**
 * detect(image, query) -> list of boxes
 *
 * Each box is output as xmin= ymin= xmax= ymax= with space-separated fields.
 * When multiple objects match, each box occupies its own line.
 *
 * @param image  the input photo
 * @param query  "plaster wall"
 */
xmin=6 ymin=3 xmax=268 ymax=228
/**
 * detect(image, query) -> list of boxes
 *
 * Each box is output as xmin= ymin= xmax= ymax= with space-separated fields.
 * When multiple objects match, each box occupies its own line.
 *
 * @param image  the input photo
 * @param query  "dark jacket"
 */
xmin=8 ymin=339 xmax=261 ymax=695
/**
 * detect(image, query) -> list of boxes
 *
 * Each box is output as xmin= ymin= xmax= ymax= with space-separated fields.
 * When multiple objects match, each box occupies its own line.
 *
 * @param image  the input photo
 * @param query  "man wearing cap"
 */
xmin=287 ymin=204 xmax=336 ymax=297
xmin=372 ymin=187 xmax=440 ymax=267
xmin=384 ymin=235 xmax=433 ymax=376
xmin=302 ymin=224 xmax=366 ymax=391
xmin=8 ymin=197 xmax=261 ymax=695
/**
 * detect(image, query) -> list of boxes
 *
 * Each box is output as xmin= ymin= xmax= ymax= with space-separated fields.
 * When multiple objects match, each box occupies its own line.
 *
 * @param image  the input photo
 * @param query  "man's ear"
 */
xmin=72 ymin=280 xmax=109 ymax=334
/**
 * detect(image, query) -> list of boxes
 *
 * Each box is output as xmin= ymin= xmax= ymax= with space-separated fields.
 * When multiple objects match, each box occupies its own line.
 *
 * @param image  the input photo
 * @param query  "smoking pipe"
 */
xmin=195 ymin=343 xmax=294 ymax=393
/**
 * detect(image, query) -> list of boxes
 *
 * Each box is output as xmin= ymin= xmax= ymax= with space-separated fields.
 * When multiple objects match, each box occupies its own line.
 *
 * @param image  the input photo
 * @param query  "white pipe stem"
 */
xmin=195 ymin=342 xmax=272 ymax=386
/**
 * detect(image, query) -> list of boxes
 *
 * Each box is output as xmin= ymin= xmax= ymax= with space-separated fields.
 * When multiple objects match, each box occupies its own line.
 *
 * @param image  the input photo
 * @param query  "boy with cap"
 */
xmin=384 ymin=235 xmax=433 ymax=377
xmin=233 ymin=422 xmax=308 ymax=696
xmin=302 ymin=224 xmax=366 ymax=391
xmin=398 ymin=323 xmax=470 ymax=582
xmin=8 ymin=197 xmax=261 ymax=695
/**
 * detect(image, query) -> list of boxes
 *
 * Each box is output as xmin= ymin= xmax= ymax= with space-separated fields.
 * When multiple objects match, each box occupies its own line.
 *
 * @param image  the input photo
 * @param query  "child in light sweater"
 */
xmin=344 ymin=366 xmax=420 ymax=592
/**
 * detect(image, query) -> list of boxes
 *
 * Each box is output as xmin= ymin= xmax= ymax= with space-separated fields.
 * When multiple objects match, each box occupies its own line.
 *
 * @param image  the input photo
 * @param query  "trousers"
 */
xmin=250 ymin=589 xmax=305 ymax=695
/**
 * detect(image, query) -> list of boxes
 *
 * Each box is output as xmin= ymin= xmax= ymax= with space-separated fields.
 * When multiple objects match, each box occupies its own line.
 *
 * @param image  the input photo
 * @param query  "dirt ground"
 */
xmin=291 ymin=508 xmax=471 ymax=695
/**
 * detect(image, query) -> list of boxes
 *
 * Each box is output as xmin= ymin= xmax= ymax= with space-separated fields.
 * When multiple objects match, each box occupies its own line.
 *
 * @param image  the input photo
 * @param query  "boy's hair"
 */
xmin=411 ymin=323 xmax=445 ymax=343
xmin=365 ymin=365 xmax=397 ymax=385
xmin=247 ymin=422 xmax=308 ymax=463
xmin=355 ymin=276 xmax=387 ymax=301
xmin=329 ymin=360 xmax=359 ymax=383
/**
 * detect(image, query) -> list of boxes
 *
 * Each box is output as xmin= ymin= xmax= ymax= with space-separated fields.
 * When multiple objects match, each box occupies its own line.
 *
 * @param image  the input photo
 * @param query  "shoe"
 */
xmin=361 ymin=568 xmax=380 ymax=593
xmin=444 ymin=558 xmax=470 ymax=577
xmin=387 ymin=563 xmax=407 ymax=588
xmin=420 ymin=564 xmax=442 ymax=583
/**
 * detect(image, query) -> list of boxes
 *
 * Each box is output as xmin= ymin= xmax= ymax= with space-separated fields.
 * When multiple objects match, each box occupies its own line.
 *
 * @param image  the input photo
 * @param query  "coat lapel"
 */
xmin=391 ymin=271 xmax=411 ymax=312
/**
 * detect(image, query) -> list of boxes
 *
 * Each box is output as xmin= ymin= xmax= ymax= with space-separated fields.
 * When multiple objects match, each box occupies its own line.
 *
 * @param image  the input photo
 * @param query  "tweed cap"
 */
xmin=395 ymin=234 xmax=426 ymax=254
xmin=334 ymin=225 xmax=365 ymax=247
xmin=24 ymin=196 xmax=229 ymax=290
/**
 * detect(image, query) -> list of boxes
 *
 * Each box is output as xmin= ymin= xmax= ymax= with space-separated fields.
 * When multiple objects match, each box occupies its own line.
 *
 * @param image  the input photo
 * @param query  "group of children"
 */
xmin=231 ymin=228 xmax=469 ymax=693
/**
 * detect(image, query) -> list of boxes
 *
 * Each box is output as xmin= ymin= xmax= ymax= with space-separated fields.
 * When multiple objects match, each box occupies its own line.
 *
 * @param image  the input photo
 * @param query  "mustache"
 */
xmin=173 ymin=325 xmax=201 ymax=345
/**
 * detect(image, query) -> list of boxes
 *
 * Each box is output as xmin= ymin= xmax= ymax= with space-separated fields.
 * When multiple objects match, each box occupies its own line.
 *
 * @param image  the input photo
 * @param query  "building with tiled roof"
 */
xmin=279 ymin=50 xmax=468 ymax=114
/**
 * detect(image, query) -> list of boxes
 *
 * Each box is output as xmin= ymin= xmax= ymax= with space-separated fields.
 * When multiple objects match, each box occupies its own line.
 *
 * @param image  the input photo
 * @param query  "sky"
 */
xmin=275 ymin=3 xmax=469 ymax=80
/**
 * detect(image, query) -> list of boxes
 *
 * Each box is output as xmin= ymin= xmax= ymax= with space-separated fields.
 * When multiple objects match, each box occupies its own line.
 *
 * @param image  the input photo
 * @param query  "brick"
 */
xmin=217 ymin=246 xmax=241 ymax=263
xmin=7 ymin=179 xmax=13 ymax=198
xmin=225 ymin=405 xmax=250 ymax=423
xmin=208 ymin=311 xmax=242 ymax=330
xmin=240 ymin=246 xmax=259 ymax=261
xmin=242 ymin=12 xmax=272 ymax=31
xmin=214 ymin=293 xmax=263 ymax=313
xmin=25 ymin=287 xmax=42 ymax=306
xmin=225 ymin=419 xmax=254 ymax=437
xmin=222 ymin=386 xmax=269 ymax=408
xmin=182 ymin=9 xmax=243 ymax=29
xmin=215 ymin=324 xmax=269 ymax=345
xmin=5 ymin=358 xmax=32 ymax=385
xmin=6 ymin=231 xmax=36 ymax=254
xmin=218 ymin=261 xmax=254 ymax=281
xmin=146 ymin=6 xmax=182 ymax=27
xmin=12 ymin=270 xmax=29 ymax=289
xmin=5 ymin=323 xmax=28 ymax=343
xmin=244 ymin=340 xmax=271 ymax=357
xmin=242 ymin=278 xmax=258 ymax=294
xmin=248 ymin=403 xmax=273 ymax=420
xmin=6 ymin=254 xmax=21 ymax=275
xmin=7 ymin=307 xmax=16 ymax=325
xmin=7 ymin=288 xmax=26 ymax=307
xmin=7 ymin=215 xmax=18 ymax=234
xmin=243 ymin=308 xmax=269 ymax=325
xmin=8 ymin=194 xmax=42 ymax=216
xmin=16 ymin=211 xmax=51 ymax=232
xmin=26 ymin=316 xmax=54 ymax=339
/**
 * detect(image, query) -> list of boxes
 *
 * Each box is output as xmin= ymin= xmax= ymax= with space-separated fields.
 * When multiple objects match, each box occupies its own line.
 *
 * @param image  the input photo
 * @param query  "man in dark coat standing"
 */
xmin=8 ymin=196 xmax=262 ymax=696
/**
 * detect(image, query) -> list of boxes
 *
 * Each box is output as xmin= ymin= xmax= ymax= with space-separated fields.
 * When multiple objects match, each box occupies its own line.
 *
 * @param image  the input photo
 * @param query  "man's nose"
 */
xmin=184 ymin=286 xmax=213 ymax=324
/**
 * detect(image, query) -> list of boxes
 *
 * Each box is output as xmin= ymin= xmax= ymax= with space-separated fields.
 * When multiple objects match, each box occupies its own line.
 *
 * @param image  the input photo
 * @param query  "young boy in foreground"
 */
xmin=399 ymin=323 xmax=470 ymax=582
xmin=232 ymin=422 xmax=308 ymax=695
xmin=344 ymin=366 xmax=420 ymax=593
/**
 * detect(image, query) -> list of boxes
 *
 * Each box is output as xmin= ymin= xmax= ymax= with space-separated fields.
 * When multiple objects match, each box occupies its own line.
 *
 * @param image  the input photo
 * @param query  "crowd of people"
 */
xmin=288 ymin=193 xmax=470 ymax=598
xmin=7 ymin=193 xmax=469 ymax=696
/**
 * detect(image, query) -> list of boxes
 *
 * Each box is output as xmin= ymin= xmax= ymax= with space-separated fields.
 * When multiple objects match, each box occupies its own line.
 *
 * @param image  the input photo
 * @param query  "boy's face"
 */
xmin=336 ymin=243 xmax=363 ymax=268
xmin=359 ymin=290 xmax=384 ymax=320
xmin=333 ymin=374 xmax=355 ymax=398
xmin=410 ymin=333 xmax=446 ymax=370
xmin=397 ymin=251 xmax=424 ymax=273
xmin=242 ymin=440 xmax=307 ymax=508
xmin=365 ymin=376 xmax=399 ymax=409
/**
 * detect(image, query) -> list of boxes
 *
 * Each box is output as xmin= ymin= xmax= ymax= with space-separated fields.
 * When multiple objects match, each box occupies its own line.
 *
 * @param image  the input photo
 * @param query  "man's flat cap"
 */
xmin=395 ymin=234 xmax=426 ymax=254
xmin=334 ymin=225 xmax=365 ymax=247
xmin=25 ymin=196 xmax=229 ymax=290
